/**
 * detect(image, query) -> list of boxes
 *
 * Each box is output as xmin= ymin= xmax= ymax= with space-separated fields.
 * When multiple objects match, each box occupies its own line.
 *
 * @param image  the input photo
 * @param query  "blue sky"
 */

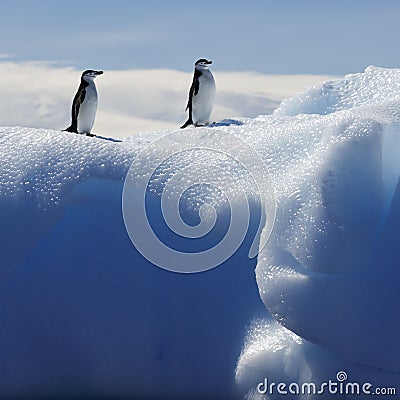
xmin=1 ymin=0 xmax=399 ymax=75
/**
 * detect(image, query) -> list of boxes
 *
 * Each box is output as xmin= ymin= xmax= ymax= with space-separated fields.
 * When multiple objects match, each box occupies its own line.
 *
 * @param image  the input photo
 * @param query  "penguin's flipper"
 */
xmin=181 ymin=69 xmax=202 ymax=129
xmin=63 ymin=83 xmax=87 ymax=134
xmin=185 ymin=70 xmax=201 ymax=111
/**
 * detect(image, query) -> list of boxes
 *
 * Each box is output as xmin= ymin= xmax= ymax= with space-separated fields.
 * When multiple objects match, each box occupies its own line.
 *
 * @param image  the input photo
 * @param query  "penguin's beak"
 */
xmin=206 ymin=60 xmax=212 ymax=65
xmin=96 ymin=70 xmax=104 ymax=75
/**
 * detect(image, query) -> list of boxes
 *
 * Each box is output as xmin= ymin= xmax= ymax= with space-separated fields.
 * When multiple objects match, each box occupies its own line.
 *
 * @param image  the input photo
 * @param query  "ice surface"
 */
xmin=1 ymin=66 xmax=400 ymax=398
xmin=236 ymin=319 xmax=399 ymax=400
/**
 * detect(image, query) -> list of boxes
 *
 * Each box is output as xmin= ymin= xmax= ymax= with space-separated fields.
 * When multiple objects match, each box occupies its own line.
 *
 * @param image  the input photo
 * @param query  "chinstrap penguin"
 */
xmin=181 ymin=59 xmax=216 ymax=128
xmin=64 ymin=69 xmax=103 ymax=136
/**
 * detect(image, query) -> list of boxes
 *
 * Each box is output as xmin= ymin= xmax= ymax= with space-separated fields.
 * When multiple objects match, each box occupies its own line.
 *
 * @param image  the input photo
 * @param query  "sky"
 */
xmin=1 ymin=0 xmax=399 ymax=75
xmin=0 ymin=0 xmax=399 ymax=137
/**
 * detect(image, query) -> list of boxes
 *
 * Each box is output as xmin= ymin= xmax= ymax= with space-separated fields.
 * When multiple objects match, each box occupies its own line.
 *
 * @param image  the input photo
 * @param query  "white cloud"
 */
xmin=0 ymin=61 xmax=338 ymax=138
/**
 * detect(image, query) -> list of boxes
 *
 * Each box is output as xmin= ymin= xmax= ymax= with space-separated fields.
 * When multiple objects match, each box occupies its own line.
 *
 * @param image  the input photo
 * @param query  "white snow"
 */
xmin=1 ymin=66 xmax=400 ymax=399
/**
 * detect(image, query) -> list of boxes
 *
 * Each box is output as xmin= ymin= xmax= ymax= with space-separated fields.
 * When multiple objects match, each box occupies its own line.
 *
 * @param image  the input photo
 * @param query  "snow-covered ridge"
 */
xmin=0 ymin=66 xmax=400 ymax=399
xmin=0 ymin=127 xmax=134 ymax=205
xmin=238 ymin=66 xmax=400 ymax=398
xmin=276 ymin=65 xmax=400 ymax=116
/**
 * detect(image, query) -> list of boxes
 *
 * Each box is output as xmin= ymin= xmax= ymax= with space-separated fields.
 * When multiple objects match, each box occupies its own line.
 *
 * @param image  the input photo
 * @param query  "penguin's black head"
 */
xmin=81 ymin=70 xmax=104 ymax=80
xmin=194 ymin=59 xmax=212 ymax=70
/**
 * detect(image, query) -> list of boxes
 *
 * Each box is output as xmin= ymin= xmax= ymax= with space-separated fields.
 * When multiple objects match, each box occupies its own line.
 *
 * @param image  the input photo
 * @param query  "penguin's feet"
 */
xmin=85 ymin=132 xmax=96 ymax=137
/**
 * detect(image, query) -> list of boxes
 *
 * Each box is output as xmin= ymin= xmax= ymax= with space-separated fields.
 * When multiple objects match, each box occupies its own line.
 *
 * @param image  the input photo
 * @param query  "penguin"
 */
xmin=64 ymin=69 xmax=103 ymax=136
xmin=181 ymin=59 xmax=216 ymax=128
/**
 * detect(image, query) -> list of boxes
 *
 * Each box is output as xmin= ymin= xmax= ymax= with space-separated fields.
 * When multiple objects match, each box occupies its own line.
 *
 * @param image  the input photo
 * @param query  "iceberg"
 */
xmin=0 ymin=66 xmax=399 ymax=398
xmin=239 ymin=66 xmax=400 ymax=398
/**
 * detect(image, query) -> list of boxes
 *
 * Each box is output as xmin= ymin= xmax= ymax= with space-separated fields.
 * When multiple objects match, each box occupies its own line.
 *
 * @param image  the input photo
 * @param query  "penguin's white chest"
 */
xmin=77 ymin=84 xmax=98 ymax=134
xmin=192 ymin=71 xmax=216 ymax=125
